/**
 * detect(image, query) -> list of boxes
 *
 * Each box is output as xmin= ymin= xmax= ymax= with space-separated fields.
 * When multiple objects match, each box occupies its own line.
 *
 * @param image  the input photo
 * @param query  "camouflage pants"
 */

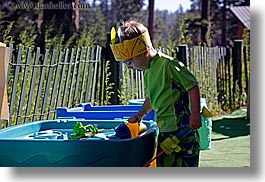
xmin=156 ymin=129 xmax=200 ymax=167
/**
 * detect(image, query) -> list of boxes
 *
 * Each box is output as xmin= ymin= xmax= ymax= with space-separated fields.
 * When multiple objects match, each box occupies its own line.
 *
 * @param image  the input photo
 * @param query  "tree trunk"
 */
xmin=221 ymin=0 xmax=226 ymax=46
xmin=148 ymin=0 xmax=154 ymax=43
xmin=201 ymin=0 xmax=210 ymax=45
xmin=40 ymin=0 xmax=78 ymax=47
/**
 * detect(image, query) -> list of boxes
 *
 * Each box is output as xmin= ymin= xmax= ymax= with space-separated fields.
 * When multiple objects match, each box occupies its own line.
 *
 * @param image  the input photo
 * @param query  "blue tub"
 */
xmin=128 ymin=99 xmax=145 ymax=105
xmin=56 ymin=103 xmax=156 ymax=121
xmin=0 ymin=119 xmax=158 ymax=167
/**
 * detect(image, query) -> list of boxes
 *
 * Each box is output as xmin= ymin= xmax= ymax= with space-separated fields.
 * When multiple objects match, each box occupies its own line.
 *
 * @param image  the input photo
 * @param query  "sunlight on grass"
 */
xmin=199 ymin=108 xmax=250 ymax=167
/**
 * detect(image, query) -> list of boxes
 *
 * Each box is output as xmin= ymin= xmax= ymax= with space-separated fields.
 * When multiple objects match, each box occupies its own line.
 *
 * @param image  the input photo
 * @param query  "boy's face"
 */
xmin=122 ymin=54 xmax=148 ymax=71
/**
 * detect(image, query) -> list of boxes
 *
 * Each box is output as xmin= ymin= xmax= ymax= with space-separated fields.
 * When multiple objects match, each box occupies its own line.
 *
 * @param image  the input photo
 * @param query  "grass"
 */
xmin=199 ymin=107 xmax=250 ymax=167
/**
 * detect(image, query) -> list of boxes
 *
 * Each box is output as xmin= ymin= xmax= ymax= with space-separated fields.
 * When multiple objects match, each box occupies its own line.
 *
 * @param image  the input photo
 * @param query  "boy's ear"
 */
xmin=144 ymin=50 xmax=149 ymax=56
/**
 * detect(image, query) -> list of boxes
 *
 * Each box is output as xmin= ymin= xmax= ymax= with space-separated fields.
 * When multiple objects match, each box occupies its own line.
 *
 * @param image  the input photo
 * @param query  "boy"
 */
xmin=110 ymin=20 xmax=202 ymax=167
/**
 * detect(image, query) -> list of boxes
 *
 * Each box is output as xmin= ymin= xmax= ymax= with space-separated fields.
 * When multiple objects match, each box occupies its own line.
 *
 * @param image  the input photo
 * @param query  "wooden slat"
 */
xmin=62 ymin=48 xmax=74 ymax=107
xmin=80 ymin=47 xmax=90 ymax=103
xmin=33 ymin=50 xmax=49 ymax=121
xmin=48 ymin=50 xmax=63 ymax=119
xmin=56 ymin=48 xmax=69 ymax=108
xmin=16 ymin=47 xmax=32 ymax=124
xmin=40 ymin=50 xmax=57 ymax=120
xmin=24 ymin=47 xmax=40 ymax=123
xmin=91 ymin=46 xmax=100 ymax=104
xmin=68 ymin=48 xmax=79 ymax=107
xmin=85 ymin=46 xmax=95 ymax=103
xmin=73 ymin=47 xmax=84 ymax=105
xmin=9 ymin=44 xmax=23 ymax=124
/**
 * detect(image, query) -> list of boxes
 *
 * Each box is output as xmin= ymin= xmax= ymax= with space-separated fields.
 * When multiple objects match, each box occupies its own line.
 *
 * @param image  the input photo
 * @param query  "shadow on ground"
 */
xmin=212 ymin=117 xmax=250 ymax=138
xmin=212 ymin=108 xmax=250 ymax=139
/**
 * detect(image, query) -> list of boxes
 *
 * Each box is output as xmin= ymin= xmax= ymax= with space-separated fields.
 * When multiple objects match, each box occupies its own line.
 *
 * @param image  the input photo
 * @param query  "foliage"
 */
xmin=205 ymin=21 xmax=212 ymax=47
xmin=177 ymin=15 xmax=192 ymax=45
xmin=19 ymin=26 xmax=38 ymax=48
xmin=110 ymin=0 xmax=145 ymax=22
xmin=2 ymin=21 xmax=15 ymax=44
xmin=118 ymin=65 xmax=132 ymax=105
xmin=153 ymin=14 xmax=168 ymax=47
xmin=103 ymin=60 xmax=114 ymax=105
xmin=80 ymin=4 xmax=106 ymax=46
xmin=43 ymin=17 xmax=73 ymax=51
xmin=76 ymin=28 xmax=94 ymax=48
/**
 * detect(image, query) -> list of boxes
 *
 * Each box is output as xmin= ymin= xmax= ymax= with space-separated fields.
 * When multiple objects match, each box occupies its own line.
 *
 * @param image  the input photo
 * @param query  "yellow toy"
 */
xmin=109 ymin=27 xmax=153 ymax=62
xmin=201 ymin=106 xmax=213 ymax=118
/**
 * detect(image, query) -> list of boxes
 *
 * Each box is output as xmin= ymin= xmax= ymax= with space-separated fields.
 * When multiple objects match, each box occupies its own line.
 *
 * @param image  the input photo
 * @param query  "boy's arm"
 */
xmin=188 ymin=85 xmax=202 ymax=130
xmin=128 ymin=97 xmax=151 ymax=123
xmin=139 ymin=97 xmax=151 ymax=116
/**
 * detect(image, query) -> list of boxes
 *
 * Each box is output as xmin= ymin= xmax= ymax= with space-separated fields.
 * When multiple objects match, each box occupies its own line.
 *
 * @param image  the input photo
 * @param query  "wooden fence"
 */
xmin=0 ymin=39 xmax=249 ymax=129
xmin=173 ymin=42 xmax=249 ymax=113
xmin=1 ymin=44 xmax=106 ymax=128
xmin=111 ymin=45 xmax=225 ymax=112
xmin=179 ymin=41 xmax=249 ymax=113
xmin=108 ymin=40 xmax=250 ymax=115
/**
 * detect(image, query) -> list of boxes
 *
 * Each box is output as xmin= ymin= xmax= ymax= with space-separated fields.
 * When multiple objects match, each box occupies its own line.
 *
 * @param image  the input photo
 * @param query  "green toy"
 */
xmin=160 ymin=135 xmax=181 ymax=155
xmin=70 ymin=122 xmax=98 ymax=140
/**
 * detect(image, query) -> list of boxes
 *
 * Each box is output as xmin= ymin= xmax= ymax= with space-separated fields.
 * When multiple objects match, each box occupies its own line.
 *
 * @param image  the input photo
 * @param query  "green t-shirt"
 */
xmin=144 ymin=51 xmax=198 ymax=132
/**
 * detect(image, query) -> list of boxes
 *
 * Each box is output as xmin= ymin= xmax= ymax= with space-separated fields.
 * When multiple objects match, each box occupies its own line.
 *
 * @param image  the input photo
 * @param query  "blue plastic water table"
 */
xmin=0 ymin=119 xmax=158 ymax=167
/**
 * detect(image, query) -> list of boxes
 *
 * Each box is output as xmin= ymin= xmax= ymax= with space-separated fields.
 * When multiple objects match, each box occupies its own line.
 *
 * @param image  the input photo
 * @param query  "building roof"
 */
xmin=230 ymin=6 xmax=250 ymax=30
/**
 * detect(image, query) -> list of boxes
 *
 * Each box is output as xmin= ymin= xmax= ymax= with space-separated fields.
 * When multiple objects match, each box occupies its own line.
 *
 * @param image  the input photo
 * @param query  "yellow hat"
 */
xmin=110 ymin=27 xmax=152 ymax=62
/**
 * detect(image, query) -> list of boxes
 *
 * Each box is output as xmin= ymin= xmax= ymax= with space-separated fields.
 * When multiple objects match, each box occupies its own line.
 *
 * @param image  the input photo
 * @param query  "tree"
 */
xmin=0 ymin=0 xmax=39 ymax=45
xmin=210 ymin=0 xmax=248 ymax=46
xmin=39 ymin=0 xmax=78 ymax=49
xmin=201 ymin=0 xmax=210 ymax=45
xmin=80 ymin=0 xmax=107 ymax=46
xmin=186 ymin=0 xmax=249 ymax=46
xmin=148 ymin=0 xmax=154 ymax=42
xmin=109 ymin=0 xmax=145 ymax=26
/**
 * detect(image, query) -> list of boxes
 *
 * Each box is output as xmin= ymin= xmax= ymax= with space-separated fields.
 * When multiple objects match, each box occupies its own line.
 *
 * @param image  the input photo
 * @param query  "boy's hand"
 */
xmin=128 ymin=114 xmax=142 ymax=123
xmin=189 ymin=113 xmax=202 ymax=131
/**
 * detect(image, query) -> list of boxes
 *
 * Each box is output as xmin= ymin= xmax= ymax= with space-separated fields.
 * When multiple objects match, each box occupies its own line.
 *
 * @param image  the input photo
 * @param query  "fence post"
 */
xmin=232 ymin=40 xmax=243 ymax=108
xmin=0 ymin=42 xmax=10 ymax=123
xmin=106 ymin=33 xmax=120 ymax=105
xmin=177 ymin=45 xmax=187 ymax=66
xmin=247 ymin=79 xmax=250 ymax=119
xmin=243 ymin=45 xmax=250 ymax=119
xmin=225 ymin=47 xmax=232 ymax=110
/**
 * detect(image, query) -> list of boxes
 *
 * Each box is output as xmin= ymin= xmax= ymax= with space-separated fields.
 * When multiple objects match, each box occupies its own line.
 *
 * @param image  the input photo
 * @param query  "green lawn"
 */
xmin=199 ymin=107 xmax=250 ymax=167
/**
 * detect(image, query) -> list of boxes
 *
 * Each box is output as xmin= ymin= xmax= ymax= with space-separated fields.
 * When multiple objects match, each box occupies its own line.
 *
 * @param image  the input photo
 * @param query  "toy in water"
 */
xmin=114 ymin=121 xmax=147 ymax=139
xmin=70 ymin=122 xmax=98 ymax=139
